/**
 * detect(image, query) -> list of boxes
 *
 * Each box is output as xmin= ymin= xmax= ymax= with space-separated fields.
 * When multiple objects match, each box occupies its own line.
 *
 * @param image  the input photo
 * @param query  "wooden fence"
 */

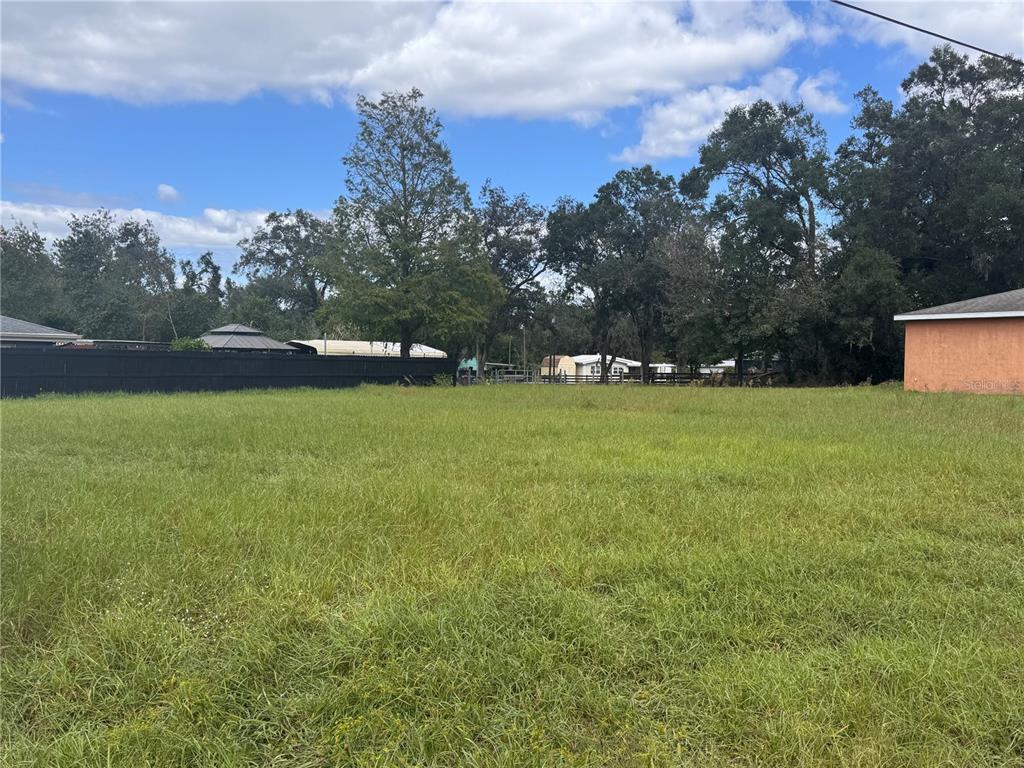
xmin=536 ymin=371 xmax=773 ymax=386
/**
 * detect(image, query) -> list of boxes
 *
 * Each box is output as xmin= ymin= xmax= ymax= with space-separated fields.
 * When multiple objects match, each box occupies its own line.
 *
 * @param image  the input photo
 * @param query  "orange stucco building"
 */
xmin=895 ymin=288 xmax=1024 ymax=395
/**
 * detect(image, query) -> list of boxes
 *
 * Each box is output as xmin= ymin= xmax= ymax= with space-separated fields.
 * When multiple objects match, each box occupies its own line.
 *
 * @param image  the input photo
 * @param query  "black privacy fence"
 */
xmin=0 ymin=348 xmax=456 ymax=397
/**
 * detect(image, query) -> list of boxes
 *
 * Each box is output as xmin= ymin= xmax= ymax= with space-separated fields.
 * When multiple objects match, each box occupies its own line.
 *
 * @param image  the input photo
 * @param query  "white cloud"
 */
xmin=805 ymin=1 xmax=842 ymax=48
xmin=4 ymin=1 xmax=1013 ymax=172
xmin=1 ymin=1 xmax=805 ymax=122
xmin=0 ymin=200 xmax=268 ymax=252
xmin=3 ymin=1 xmax=1015 ymax=120
xmin=349 ymin=2 xmax=806 ymax=122
xmin=797 ymin=70 xmax=848 ymax=115
xmin=0 ymin=3 xmax=436 ymax=105
xmin=836 ymin=1 xmax=1024 ymax=58
xmin=2 ymin=182 xmax=128 ymax=208
xmin=156 ymin=183 xmax=180 ymax=202
xmin=616 ymin=67 xmax=845 ymax=163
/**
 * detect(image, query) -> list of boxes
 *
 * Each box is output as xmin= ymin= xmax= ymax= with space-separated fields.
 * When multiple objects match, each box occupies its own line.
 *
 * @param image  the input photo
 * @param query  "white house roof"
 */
xmin=894 ymin=287 xmax=1024 ymax=321
xmin=698 ymin=359 xmax=735 ymax=373
xmin=572 ymin=354 xmax=641 ymax=368
xmin=289 ymin=339 xmax=447 ymax=358
xmin=0 ymin=315 xmax=81 ymax=342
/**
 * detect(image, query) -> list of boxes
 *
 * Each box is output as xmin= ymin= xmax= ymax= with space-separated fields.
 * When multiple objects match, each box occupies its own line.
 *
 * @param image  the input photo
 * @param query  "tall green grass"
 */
xmin=2 ymin=385 xmax=1023 ymax=766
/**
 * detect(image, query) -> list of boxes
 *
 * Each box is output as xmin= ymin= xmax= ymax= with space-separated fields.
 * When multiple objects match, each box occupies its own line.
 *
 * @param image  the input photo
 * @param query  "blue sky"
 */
xmin=2 ymin=1 xmax=1021 ymax=271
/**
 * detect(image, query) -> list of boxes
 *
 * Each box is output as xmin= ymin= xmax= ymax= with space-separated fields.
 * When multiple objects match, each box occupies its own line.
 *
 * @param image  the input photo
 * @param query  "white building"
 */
xmin=571 ymin=354 xmax=638 ymax=378
xmin=289 ymin=339 xmax=446 ymax=358
xmin=538 ymin=353 xmax=678 ymax=380
xmin=699 ymin=359 xmax=735 ymax=374
xmin=569 ymin=355 xmax=678 ymax=378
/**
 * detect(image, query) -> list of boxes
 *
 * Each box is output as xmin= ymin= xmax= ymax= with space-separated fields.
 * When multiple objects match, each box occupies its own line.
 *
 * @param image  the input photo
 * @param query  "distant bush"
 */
xmin=432 ymin=373 xmax=453 ymax=386
xmin=169 ymin=337 xmax=210 ymax=352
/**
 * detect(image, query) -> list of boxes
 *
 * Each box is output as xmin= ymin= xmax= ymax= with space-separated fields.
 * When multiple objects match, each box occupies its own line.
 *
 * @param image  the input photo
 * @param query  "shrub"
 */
xmin=169 ymin=337 xmax=210 ymax=352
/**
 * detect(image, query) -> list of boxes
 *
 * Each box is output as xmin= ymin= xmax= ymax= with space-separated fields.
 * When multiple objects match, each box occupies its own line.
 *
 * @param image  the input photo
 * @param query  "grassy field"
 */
xmin=2 ymin=384 xmax=1023 ymax=767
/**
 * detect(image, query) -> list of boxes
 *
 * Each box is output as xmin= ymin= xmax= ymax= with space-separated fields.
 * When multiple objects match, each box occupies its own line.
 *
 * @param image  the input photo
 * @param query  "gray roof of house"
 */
xmin=894 ymin=288 xmax=1024 ymax=321
xmin=200 ymin=324 xmax=294 ymax=350
xmin=0 ymin=315 xmax=81 ymax=340
xmin=205 ymin=323 xmax=264 ymax=335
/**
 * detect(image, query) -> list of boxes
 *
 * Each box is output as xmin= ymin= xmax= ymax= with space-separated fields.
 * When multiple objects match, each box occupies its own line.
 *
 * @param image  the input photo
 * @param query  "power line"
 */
xmin=829 ymin=0 xmax=1022 ymax=65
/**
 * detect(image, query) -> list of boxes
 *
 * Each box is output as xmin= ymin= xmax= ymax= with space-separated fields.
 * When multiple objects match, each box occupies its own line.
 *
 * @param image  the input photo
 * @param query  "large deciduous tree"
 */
xmin=591 ymin=166 xmax=684 ymax=382
xmin=326 ymin=89 xmax=498 ymax=357
xmin=545 ymin=197 xmax=624 ymax=382
xmin=55 ymin=210 xmax=177 ymax=340
xmin=220 ymin=277 xmax=318 ymax=341
xmin=663 ymin=224 xmax=724 ymax=373
xmin=235 ymin=209 xmax=334 ymax=319
xmin=476 ymin=181 xmax=547 ymax=372
xmin=822 ymin=246 xmax=906 ymax=382
xmin=172 ymin=252 xmax=224 ymax=338
xmin=679 ymin=100 xmax=833 ymax=379
xmin=0 ymin=222 xmax=67 ymax=328
xmin=548 ymin=167 xmax=685 ymax=383
xmin=833 ymin=45 xmax=1024 ymax=308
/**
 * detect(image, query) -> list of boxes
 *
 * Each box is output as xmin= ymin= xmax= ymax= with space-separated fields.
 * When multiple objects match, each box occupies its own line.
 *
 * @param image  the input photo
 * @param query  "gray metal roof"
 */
xmin=205 ymin=323 xmax=265 ymax=335
xmin=894 ymin=288 xmax=1024 ymax=321
xmin=201 ymin=324 xmax=294 ymax=351
xmin=0 ymin=315 xmax=81 ymax=341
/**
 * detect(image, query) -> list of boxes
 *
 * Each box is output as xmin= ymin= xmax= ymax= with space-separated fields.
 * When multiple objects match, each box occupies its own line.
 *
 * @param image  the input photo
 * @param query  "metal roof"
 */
xmin=895 ymin=288 xmax=1024 ymax=321
xmin=288 ymin=339 xmax=447 ymax=358
xmin=205 ymin=323 xmax=265 ymax=335
xmin=572 ymin=354 xmax=642 ymax=368
xmin=0 ymin=315 xmax=81 ymax=341
xmin=201 ymin=324 xmax=294 ymax=351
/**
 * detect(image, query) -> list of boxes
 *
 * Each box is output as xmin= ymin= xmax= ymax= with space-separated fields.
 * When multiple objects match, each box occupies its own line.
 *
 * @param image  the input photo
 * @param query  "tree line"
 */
xmin=3 ymin=46 xmax=1021 ymax=383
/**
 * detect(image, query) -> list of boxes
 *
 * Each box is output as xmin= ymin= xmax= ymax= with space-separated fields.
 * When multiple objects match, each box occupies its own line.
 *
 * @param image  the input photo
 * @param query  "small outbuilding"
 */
xmin=0 ymin=315 xmax=81 ymax=348
xmin=200 ymin=324 xmax=295 ymax=352
xmin=538 ymin=355 xmax=577 ymax=380
xmin=894 ymin=287 xmax=1024 ymax=394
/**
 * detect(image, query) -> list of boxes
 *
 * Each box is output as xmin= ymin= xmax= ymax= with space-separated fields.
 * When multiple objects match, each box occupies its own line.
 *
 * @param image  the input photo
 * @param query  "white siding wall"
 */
xmin=575 ymin=362 xmax=629 ymax=378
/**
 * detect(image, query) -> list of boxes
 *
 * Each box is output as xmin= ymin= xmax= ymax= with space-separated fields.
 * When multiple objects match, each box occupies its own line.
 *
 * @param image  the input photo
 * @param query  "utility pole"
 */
xmin=548 ymin=316 xmax=556 ymax=383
